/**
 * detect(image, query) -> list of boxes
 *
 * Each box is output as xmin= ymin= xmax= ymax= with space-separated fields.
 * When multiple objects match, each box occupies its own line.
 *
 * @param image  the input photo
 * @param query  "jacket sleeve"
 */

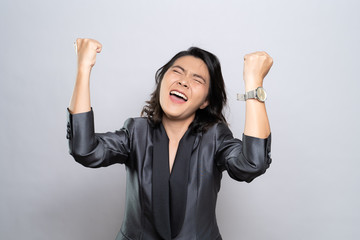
xmin=215 ymin=123 xmax=272 ymax=183
xmin=66 ymin=108 xmax=133 ymax=168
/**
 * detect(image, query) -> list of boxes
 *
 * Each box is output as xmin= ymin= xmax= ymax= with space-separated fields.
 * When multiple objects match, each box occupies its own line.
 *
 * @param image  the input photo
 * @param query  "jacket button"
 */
xmin=66 ymin=133 xmax=71 ymax=139
xmin=67 ymin=122 xmax=70 ymax=127
xmin=67 ymin=128 xmax=71 ymax=133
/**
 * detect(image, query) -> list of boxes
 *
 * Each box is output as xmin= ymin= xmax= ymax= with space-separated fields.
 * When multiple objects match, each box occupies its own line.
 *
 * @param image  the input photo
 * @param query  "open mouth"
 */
xmin=170 ymin=90 xmax=188 ymax=102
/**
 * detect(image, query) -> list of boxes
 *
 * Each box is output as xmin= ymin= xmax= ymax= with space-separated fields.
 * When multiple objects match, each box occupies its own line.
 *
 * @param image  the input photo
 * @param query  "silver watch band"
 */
xmin=237 ymin=89 xmax=256 ymax=101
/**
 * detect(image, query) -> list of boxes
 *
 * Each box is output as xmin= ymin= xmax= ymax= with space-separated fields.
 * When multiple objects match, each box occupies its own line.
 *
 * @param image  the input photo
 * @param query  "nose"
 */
xmin=178 ymin=78 xmax=189 ymax=88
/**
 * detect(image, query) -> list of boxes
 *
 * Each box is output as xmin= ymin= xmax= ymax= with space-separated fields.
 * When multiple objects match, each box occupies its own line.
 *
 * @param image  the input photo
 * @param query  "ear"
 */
xmin=199 ymin=100 xmax=209 ymax=109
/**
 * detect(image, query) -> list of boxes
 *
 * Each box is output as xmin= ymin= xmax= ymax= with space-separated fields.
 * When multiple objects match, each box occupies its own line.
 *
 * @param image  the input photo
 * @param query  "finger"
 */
xmin=96 ymin=44 xmax=102 ymax=53
xmin=95 ymin=40 xmax=102 ymax=53
xmin=76 ymin=38 xmax=82 ymax=48
xmin=244 ymin=53 xmax=249 ymax=61
xmin=88 ymin=39 xmax=102 ymax=53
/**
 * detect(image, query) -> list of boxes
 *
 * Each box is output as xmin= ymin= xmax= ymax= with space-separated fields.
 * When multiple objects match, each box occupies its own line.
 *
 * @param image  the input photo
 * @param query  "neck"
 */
xmin=162 ymin=115 xmax=194 ymax=142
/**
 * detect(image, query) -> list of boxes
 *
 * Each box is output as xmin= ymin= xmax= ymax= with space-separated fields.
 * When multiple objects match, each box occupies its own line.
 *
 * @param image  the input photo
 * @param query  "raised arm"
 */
xmin=214 ymin=52 xmax=273 ymax=182
xmin=69 ymin=38 xmax=102 ymax=114
xmin=243 ymin=51 xmax=273 ymax=139
xmin=66 ymin=39 xmax=132 ymax=168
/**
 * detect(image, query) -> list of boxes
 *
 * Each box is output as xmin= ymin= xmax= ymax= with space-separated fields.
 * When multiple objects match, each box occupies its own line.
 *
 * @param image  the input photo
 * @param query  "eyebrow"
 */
xmin=172 ymin=65 xmax=207 ymax=83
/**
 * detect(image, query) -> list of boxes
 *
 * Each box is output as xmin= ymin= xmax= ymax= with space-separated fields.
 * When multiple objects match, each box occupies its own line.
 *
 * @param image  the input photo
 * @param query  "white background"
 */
xmin=1 ymin=0 xmax=359 ymax=239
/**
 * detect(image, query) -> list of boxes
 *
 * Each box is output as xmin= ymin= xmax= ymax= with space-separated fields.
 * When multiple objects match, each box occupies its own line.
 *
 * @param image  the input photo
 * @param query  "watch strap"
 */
xmin=246 ymin=89 xmax=256 ymax=100
xmin=237 ymin=93 xmax=245 ymax=101
xmin=237 ymin=89 xmax=257 ymax=101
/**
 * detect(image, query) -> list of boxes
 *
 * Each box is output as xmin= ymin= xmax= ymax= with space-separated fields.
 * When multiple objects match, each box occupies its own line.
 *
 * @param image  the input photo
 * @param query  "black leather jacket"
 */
xmin=66 ymin=109 xmax=272 ymax=240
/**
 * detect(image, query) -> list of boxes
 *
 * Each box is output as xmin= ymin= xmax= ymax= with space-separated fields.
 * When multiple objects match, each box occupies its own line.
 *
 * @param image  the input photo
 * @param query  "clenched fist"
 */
xmin=75 ymin=38 xmax=102 ymax=71
xmin=243 ymin=51 xmax=273 ymax=91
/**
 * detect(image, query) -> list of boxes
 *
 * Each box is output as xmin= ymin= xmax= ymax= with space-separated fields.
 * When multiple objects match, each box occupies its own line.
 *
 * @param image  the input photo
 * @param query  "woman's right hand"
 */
xmin=75 ymin=38 xmax=102 ymax=71
xmin=68 ymin=38 xmax=101 ymax=114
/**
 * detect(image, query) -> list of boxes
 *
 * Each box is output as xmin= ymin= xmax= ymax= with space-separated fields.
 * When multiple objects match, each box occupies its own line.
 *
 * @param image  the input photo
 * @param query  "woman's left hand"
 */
xmin=243 ymin=51 xmax=273 ymax=91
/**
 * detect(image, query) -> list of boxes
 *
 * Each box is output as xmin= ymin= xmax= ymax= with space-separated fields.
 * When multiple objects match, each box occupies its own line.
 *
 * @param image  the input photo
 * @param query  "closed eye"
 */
xmin=171 ymin=65 xmax=184 ymax=74
xmin=193 ymin=77 xmax=205 ymax=84
xmin=193 ymin=74 xmax=206 ymax=84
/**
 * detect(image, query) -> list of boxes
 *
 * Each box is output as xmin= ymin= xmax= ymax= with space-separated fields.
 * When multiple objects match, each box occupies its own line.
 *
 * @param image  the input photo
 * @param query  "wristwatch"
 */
xmin=237 ymin=87 xmax=267 ymax=102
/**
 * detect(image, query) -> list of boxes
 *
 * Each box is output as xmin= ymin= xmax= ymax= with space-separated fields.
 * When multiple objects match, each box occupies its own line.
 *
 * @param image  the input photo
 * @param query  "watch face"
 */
xmin=256 ymin=87 xmax=267 ymax=102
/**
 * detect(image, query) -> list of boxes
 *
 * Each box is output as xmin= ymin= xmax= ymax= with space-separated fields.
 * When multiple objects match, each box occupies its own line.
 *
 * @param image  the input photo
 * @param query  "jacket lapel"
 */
xmin=152 ymin=123 xmax=196 ymax=239
xmin=169 ymin=128 xmax=195 ymax=238
xmin=152 ymin=124 xmax=171 ymax=240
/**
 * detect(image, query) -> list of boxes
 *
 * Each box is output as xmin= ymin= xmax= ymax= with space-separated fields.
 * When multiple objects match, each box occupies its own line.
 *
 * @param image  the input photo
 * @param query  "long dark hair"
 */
xmin=141 ymin=47 xmax=227 ymax=132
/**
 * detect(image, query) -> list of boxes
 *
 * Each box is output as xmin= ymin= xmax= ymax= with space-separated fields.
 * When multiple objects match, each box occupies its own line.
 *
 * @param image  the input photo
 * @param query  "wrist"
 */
xmin=244 ymin=77 xmax=263 ymax=92
xmin=76 ymin=68 xmax=91 ymax=84
xmin=245 ymin=84 xmax=263 ymax=92
xmin=77 ymin=65 xmax=92 ymax=75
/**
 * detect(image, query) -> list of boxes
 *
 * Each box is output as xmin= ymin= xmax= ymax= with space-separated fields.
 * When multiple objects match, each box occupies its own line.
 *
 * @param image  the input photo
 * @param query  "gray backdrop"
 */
xmin=1 ymin=0 xmax=359 ymax=239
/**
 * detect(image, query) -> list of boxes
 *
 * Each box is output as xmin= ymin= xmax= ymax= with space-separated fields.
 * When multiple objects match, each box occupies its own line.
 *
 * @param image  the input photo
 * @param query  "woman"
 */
xmin=66 ymin=38 xmax=273 ymax=240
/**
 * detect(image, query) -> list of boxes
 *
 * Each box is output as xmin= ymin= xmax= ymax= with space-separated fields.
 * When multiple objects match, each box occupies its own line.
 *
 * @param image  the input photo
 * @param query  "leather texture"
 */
xmin=66 ymin=108 xmax=272 ymax=240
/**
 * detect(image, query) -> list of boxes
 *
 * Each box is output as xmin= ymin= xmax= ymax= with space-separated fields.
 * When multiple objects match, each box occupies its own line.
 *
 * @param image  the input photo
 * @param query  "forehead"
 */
xmin=172 ymin=56 xmax=210 ymax=80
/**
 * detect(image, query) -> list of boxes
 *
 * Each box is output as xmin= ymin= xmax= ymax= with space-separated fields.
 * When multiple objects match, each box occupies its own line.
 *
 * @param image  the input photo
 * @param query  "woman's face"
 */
xmin=159 ymin=55 xmax=210 ymax=122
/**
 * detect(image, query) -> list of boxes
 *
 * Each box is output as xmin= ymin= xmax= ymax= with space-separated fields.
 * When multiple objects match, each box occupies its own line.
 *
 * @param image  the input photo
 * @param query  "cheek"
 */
xmin=159 ymin=81 xmax=171 ymax=109
xmin=195 ymin=85 xmax=210 ymax=101
xmin=159 ymin=85 xmax=166 ymax=105
xmin=165 ymin=72 xmax=181 ymax=85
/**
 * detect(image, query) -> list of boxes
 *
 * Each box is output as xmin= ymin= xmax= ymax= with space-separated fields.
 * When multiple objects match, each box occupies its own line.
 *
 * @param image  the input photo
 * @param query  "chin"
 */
xmin=161 ymin=102 xmax=195 ymax=122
